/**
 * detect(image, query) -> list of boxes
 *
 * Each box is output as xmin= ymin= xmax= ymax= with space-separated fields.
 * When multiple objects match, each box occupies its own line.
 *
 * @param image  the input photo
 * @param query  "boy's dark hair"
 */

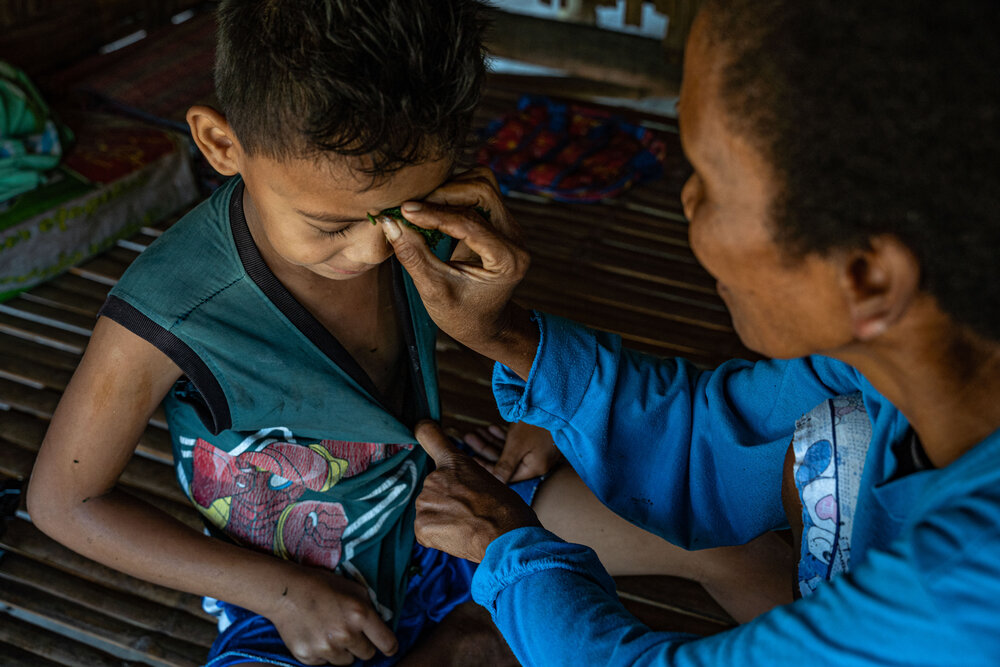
xmin=215 ymin=0 xmax=490 ymax=176
xmin=702 ymin=0 xmax=1000 ymax=341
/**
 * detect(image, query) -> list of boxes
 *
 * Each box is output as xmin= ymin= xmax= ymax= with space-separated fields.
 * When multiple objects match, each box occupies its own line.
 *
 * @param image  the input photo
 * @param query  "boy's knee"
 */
xmin=443 ymin=603 xmax=517 ymax=663
xmin=406 ymin=602 xmax=519 ymax=667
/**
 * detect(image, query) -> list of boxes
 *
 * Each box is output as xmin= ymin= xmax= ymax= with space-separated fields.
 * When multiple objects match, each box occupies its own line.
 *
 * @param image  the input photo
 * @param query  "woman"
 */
xmin=379 ymin=0 xmax=1000 ymax=663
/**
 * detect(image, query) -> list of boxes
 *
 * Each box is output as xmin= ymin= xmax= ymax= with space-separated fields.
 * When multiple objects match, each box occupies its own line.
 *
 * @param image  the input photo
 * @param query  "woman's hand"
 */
xmin=464 ymin=421 xmax=562 ymax=483
xmin=267 ymin=564 xmax=398 ymax=665
xmin=381 ymin=167 xmax=538 ymax=379
xmin=414 ymin=421 xmax=541 ymax=563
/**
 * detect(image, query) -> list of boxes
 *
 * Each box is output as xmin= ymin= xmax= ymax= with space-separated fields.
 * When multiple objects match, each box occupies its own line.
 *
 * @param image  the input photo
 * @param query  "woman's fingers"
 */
xmin=380 ymin=218 xmax=457 ymax=301
xmin=420 ymin=167 xmax=522 ymax=244
xmin=414 ymin=420 xmax=465 ymax=468
xmin=410 ymin=204 xmax=527 ymax=280
xmin=449 ymin=239 xmax=479 ymax=265
xmin=385 ymin=172 xmax=536 ymax=371
xmin=423 ymin=166 xmax=502 ymax=209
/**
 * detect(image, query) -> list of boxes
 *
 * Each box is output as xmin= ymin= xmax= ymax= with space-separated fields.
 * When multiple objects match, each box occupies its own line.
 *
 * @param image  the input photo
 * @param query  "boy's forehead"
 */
xmin=251 ymin=152 xmax=455 ymax=214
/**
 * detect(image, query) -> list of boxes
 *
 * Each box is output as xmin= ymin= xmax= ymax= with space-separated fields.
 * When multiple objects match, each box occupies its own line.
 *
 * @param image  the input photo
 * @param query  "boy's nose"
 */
xmin=350 ymin=221 xmax=394 ymax=265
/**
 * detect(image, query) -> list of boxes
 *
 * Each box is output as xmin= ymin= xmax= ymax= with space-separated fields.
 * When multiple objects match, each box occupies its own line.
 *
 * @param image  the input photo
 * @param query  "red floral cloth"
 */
xmin=476 ymin=95 xmax=666 ymax=202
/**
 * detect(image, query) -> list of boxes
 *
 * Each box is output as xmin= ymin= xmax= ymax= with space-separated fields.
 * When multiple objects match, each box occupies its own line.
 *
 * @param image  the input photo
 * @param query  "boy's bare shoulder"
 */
xmin=85 ymin=315 xmax=184 ymax=383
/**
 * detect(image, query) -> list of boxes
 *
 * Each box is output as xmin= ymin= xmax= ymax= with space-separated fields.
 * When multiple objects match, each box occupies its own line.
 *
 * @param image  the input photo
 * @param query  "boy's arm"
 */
xmin=27 ymin=316 xmax=398 ymax=665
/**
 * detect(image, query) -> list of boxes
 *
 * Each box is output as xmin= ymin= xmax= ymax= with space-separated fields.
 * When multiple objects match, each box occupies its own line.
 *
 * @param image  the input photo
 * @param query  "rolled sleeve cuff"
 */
xmin=471 ymin=526 xmax=616 ymax=613
xmin=492 ymin=311 xmax=601 ymax=425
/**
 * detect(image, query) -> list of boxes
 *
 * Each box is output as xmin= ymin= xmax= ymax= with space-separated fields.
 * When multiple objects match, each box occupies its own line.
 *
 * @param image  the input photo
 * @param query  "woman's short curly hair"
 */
xmin=701 ymin=0 xmax=1000 ymax=341
xmin=215 ymin=0 xmax=489 ymax=177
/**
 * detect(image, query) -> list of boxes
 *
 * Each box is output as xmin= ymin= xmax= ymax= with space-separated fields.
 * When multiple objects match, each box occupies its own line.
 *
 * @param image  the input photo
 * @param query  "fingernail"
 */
xmin=381 ymin=219 xmax=401 ymax=241
xmin=401 ymin=201 xmax=422 ymax=213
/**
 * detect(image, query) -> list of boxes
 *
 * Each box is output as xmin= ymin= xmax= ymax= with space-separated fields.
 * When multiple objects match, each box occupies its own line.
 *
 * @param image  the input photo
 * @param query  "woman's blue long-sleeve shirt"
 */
xmin=470 ymin=312 xmax=1000 ymax=665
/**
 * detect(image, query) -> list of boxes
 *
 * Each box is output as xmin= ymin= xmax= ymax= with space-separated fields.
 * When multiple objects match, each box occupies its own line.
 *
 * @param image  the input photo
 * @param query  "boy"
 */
xmin=26 ymin=1 xmax=519 ymax=665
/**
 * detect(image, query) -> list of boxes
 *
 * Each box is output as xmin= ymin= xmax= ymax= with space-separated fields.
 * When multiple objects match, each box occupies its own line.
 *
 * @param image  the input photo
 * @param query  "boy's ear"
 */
xmin=186 ymin=105 xmax=241 ymax=176
xmin=839 ymin=235 xmax=921 ymax=341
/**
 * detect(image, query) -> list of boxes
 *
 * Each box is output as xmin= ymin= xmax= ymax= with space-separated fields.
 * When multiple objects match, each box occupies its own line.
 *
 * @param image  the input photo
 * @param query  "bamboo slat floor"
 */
xmin=0 ymin=62 xmax=751 ymax=667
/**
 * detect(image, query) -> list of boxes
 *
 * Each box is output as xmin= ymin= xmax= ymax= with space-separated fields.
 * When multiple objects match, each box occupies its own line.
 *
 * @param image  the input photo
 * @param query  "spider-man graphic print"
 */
xmin=183 ymin=433 xmax=411 ymax=570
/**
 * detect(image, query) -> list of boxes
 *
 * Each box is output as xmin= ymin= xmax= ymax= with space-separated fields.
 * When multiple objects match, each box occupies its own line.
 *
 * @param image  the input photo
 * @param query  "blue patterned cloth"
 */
xmin=791 ymin=392 xmax=871 ymax=597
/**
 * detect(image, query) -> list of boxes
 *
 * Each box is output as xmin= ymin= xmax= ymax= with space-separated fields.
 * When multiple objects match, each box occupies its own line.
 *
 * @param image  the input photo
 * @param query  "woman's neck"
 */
xmin=834 ymin=300 xmax=1000 ymax=468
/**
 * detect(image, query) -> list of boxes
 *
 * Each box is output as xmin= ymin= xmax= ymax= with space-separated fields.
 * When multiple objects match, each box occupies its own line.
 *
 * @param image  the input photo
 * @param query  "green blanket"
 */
xmin=0 ymin=61 xmax=71 ymax=204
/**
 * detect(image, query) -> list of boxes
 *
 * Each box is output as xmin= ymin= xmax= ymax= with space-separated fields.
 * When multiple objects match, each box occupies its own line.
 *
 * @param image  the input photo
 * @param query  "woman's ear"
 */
xmin=840 ymin=235 xmax=921 ymax=341
xmin=186 ymin=105 xmax=241 ymax=176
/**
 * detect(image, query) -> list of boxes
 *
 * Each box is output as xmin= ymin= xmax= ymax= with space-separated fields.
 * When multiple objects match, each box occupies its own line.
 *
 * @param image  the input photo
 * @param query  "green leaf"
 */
xmin=367 ymin=205 xmax=491 ymax=247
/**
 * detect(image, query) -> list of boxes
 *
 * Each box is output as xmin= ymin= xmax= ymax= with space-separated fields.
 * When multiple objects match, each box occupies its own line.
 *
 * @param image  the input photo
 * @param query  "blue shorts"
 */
xmin=202 ymin=474 xmax=543 ymax=667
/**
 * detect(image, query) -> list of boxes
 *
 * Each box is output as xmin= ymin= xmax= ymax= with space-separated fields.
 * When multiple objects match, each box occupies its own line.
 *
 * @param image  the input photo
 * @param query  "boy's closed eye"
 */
xmin=295 ymin=208 xmax=369 ymax=239
xmin=312 ymin=222 xmax=355 ymax=238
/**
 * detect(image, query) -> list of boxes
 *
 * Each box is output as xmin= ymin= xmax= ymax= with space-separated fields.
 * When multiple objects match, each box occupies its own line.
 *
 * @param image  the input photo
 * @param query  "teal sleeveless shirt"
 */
xmin=100 ymin=176 xmax=448 ymax=623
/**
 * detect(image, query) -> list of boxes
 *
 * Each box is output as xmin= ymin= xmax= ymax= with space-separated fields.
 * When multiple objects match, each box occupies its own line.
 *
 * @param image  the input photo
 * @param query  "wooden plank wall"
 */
xmin=530 ymin=0 xmax=702 ymax=59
